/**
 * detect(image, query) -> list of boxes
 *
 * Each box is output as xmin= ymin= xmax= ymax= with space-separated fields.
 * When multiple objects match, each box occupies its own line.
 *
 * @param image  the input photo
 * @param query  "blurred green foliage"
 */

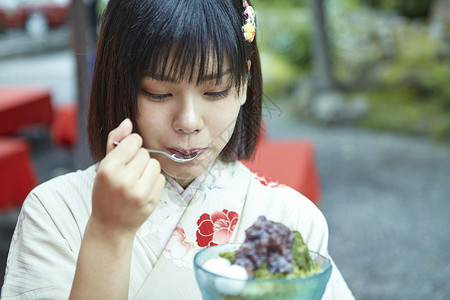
xmin=252 ymin=0 xmax=305 ymax=7
xmin=346 ymin=1 xmax=450 ymax=140
xmin=377 ymin=22 xmax=450 ymax=109
xmin=254 ymin=0 xmax=450 ymax=141
xmin=96 ymin=0 xmax=108 ymax=16
xmin=360 ymin=87 xmax=450 ymax=140
xmin=360 ymin=0 xmax=433 ymax=18
xmin=253 ymin=0 xmax=312 ymax=95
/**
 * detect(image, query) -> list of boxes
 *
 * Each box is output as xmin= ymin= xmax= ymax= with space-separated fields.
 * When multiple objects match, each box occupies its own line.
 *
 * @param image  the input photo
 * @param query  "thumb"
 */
xmin=106 ymin=118 xmax=133 ymax=154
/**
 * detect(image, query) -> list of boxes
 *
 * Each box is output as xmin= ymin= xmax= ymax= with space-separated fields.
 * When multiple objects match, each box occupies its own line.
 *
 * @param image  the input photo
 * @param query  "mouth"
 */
xmin=167 ymin=147 xmax=206 ymax=160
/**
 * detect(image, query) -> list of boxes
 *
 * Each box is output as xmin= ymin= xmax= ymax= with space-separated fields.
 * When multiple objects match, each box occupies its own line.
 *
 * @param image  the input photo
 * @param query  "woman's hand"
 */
xmin=91 ymin=118 xmax=166 ymax=242
xmin=70 ymin=119 xmax=165 ymax=300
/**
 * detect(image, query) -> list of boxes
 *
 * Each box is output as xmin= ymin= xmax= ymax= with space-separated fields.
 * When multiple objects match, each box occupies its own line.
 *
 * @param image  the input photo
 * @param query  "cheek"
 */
xmin=209 ymin=103 xmax=242 ymax=145
xmin=136 ymin=98 xmax=165 ymax=137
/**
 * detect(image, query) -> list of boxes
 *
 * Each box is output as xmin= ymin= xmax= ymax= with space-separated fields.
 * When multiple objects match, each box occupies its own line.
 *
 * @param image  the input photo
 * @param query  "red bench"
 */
xmin=0 ymin=86 xmax=54 ymax=211
xmin=242 ymin=138 xmax=322 ymax=206
xmin=51 ymin=103 xmax=79 ymax=147
xmin=0 ymin=138 xmax=37 ymax=211
xmin=0 ymin=86 xmax=53 ymax=135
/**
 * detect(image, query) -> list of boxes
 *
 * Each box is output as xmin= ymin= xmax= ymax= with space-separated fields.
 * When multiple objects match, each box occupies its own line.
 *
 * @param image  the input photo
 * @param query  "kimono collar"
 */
xmin=162 ymin=159 xmax=218 ymax=203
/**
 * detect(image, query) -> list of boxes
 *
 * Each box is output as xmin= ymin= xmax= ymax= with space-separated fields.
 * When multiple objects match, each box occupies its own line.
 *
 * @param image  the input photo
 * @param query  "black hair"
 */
xmin=88 ymin=0 xmax=262 ymax=162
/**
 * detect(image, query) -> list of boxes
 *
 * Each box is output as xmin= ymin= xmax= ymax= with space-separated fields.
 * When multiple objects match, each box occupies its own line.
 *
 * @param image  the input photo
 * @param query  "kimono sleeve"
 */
xmin=1 ymin=190 xmax=79 ymax=299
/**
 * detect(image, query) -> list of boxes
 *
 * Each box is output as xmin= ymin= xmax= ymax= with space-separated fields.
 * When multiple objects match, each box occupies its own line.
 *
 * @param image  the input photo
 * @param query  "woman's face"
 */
xmin=136 ymin=61 xmax=247 ymax=188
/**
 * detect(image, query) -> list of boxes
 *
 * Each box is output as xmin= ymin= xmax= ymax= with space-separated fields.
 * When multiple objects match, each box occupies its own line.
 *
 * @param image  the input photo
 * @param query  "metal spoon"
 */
xmin=113 ymin=141 xmax=198 ymax=163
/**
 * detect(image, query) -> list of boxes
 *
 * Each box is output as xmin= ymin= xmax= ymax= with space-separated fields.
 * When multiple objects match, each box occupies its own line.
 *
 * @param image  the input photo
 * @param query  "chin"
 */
xmin=161 ymin=160 xmax=210 ymax=185
xmin=164 ymin=168 xmax=200 ymax=188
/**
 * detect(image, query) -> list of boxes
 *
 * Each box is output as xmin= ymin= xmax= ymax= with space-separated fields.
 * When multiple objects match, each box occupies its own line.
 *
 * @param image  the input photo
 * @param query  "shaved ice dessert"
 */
xmin=194 ymin=216 xmax=332 ymax=299
xmin=222 ymin=216 xmax=320 ymax=279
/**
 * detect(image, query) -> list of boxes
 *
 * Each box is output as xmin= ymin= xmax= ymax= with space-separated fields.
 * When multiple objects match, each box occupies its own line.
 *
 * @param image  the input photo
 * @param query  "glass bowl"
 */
xmin=194 ymin=243 xmax=332 ymax=300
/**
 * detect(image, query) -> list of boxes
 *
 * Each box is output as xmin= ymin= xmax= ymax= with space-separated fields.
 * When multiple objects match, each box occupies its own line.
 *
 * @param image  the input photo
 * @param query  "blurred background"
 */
xmin=0 ymin=0 xmax=449 ymax=299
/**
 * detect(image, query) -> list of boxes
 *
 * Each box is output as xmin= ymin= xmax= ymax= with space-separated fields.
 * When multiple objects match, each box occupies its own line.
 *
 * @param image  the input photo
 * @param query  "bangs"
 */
xmin=133 ymin=0 xmax=249 ymax=87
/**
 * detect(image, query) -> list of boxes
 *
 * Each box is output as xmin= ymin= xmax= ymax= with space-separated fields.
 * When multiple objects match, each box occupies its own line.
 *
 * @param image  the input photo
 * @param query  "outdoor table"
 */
xmin=0 ymin=137 xmax=37 ymax=211
xmin=242 ymin=139 xmax=322 ymax=206
xmin=0 ymin=86 xmax=53 ymax=135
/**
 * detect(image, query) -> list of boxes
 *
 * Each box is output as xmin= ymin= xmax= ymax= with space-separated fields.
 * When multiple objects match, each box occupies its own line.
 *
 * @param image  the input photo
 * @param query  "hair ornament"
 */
xmin=242 ymin=0 xmax=256 ymax=43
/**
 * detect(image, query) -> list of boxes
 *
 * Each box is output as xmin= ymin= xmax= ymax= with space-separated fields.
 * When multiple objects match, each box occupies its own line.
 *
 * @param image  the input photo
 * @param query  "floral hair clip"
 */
xmin=242 ymin=0 xmax=256 ymax=43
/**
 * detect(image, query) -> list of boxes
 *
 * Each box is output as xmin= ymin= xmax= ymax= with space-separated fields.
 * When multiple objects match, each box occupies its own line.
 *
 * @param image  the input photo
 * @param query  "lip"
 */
xmin=167 ymin=147 xmax=206 ymax=157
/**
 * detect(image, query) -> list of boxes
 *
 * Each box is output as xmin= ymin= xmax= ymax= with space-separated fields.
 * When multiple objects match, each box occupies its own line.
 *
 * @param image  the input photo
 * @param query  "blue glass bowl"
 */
xmin=194 ymin=243 xmax=332 ymax=300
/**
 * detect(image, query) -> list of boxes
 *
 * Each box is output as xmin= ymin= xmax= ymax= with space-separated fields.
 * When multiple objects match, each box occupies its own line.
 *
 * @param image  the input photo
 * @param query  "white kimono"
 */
xmin=1 ymin=160 xmax=354 ymax=299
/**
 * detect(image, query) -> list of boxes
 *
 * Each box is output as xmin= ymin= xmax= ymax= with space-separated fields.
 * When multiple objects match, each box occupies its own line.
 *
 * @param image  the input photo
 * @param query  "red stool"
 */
xmin=242 ymin=139 xmax=322 ymax=206
xmin=0 ymin=86 xmax=53 ymax=135
xmin=0 ymin=138 xmax=37 ymax=211
xmin=51 ymin=103 xmax=79 ymax=147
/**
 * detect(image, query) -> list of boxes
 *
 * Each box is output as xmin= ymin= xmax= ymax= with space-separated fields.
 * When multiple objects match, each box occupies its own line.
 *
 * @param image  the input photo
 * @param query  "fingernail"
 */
xmin=119 ymin=118 xmax=132 ymax=129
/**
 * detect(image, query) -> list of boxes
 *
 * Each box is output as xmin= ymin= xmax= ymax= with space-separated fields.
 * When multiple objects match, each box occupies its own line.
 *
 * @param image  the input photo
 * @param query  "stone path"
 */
xmin=266 ymin=104 xmax=450 ymax=300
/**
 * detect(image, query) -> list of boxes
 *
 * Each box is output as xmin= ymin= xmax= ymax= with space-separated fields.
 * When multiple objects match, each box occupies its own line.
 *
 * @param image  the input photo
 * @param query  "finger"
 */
xmin=147 ymin=174 xmax=166 ymax=206
xmin=135 ymin=158 xmax=162 ymax=200
xmin=104 ymin=133 xmax=143 ymax=166
xmin=125 ymin=159 xmax=162 ymax=211
xmin=106 ymin=118 xmax=133 ymax=154
xmin=126 ymin=172 xmax=165 ymax=220
xmin=139 ymin=173 xmax=165 ymax=215
xmin=122 ymin=148 xmax=150 ymax=185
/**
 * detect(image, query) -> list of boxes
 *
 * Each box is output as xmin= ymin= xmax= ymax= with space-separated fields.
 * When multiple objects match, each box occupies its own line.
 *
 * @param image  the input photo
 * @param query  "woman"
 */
xmin=2 ymin=0 xmax=354 ymax=299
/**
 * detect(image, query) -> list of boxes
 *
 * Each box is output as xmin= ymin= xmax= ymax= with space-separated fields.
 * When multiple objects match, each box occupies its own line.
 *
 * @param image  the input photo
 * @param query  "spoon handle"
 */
xmin=112 ymin=141 xmax=170 ymax=157
xmin=112 ymin=141 xmax=193 ymax=162
xmin=145 ymin=149 xmax=174 ymax=158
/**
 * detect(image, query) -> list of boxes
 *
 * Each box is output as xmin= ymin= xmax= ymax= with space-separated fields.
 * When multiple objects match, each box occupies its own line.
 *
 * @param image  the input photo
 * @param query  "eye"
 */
xmin=204 ymin=88 xmax=230 ymax=100
xmin=142 ymin=90 xmax=171 ymax=101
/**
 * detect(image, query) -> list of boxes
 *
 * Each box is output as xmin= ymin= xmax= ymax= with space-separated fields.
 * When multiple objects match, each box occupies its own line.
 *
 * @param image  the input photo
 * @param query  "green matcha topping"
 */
xmin=220 ymin=230 xmax=320 ymax=279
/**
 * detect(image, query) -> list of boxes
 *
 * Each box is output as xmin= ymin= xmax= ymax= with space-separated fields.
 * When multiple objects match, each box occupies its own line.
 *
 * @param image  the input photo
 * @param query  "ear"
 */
xmin=240 ymin=60 xmax=252 ymax=106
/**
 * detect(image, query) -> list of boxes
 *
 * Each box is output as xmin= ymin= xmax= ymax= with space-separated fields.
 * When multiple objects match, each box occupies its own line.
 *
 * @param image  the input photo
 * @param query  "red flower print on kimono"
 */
xmin=196 ymin=209 xmax=239 ymax=247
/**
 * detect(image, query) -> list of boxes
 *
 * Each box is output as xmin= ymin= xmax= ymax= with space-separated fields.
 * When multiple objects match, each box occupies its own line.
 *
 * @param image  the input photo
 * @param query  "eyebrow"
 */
xmin=145 ymin=69 xmax=231 ymax=83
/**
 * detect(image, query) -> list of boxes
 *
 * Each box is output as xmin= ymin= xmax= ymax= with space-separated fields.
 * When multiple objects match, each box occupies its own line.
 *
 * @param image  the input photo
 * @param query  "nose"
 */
xmin=172 ymin=96 xmax=204 ymax=134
